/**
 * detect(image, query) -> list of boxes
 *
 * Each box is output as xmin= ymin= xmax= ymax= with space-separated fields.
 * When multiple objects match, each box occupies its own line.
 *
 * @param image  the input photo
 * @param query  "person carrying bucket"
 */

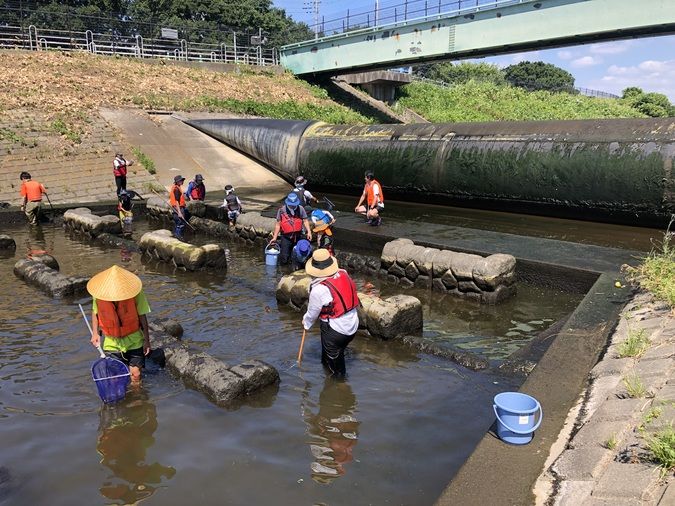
xmin=270 ymin=192 xmax=312 ymax=266
xmin=87 ymin=265 xmax=152 ymax=384
xmin=302 ymin=249 xmax=360 ymax=378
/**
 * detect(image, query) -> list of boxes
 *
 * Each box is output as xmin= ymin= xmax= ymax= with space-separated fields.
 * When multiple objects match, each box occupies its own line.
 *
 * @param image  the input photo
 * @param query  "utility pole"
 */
xmin=375 ymin=0 xmax=380 ymax=26
xmin=303 ymin=0 xmax=321 ymax=39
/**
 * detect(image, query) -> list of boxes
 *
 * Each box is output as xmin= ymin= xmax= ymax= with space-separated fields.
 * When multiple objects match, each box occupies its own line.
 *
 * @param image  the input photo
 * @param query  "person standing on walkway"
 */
xmin=19 ymin=171 xmax=47 ymax=225
xmin=292 ymin=176 xmax=319 ymax=211
xmin=169 ymin=175 xmax=190 ymax=240
xmin=270 ymin=192 xmax=312 ymax=265
xmin=355 ymin=170 xmax=384 ymax=226
xmin=113 ymin=153 xmax=133 ymax=196
xmin=302 ymin=249 xmax=360 ymax=377
xmin=184 ymin=174 xmax=206 ymax=202
xmin=87 ymin=265 xmax=151 ymax=384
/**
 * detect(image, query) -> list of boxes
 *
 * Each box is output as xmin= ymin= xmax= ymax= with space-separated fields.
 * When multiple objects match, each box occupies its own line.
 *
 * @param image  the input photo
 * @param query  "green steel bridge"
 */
xmin=280 ymin=0 xmax=675 ymax=75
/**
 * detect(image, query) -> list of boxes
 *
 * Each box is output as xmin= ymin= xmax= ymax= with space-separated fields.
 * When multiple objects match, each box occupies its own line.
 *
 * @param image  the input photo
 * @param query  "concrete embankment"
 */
xmin=185 ymin=117 xmax=675 ymax=227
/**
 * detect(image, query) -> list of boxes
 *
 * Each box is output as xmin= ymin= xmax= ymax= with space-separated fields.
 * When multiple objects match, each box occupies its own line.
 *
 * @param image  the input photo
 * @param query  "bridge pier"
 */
xmin=336 ymin=70 xmax=411 ymax=104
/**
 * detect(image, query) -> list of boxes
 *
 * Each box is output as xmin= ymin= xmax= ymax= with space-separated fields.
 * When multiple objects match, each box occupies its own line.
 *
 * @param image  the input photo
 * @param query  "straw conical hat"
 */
xmin=86 ymin=265 xmax=143 ymax=301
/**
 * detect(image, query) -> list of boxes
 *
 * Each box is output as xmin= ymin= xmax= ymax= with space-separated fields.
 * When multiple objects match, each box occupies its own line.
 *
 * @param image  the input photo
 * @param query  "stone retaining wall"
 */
xmin=138 ymin=229 xmax=227 ymax=271
xmin=149 ymin=323 xmax=279 ymax=408
xmin=275 ymin=271 xmax=423 ymax=340
xmin=146 ymin=196 xmax=207 ymax=218
xmin=381 ymin=238 xmax=516 ymax=304
xmin=13 ymin=257 xmax=88 ymax=297
xmin=63 ymin=207 xmax=121 ymax=236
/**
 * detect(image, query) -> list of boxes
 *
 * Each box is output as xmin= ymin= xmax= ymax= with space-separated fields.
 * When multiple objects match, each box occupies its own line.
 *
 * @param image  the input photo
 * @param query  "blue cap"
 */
xmin=297 ymin=239 xmax=311 ymax=256
xmin=285 ymin=192 xmax=300 ymax=207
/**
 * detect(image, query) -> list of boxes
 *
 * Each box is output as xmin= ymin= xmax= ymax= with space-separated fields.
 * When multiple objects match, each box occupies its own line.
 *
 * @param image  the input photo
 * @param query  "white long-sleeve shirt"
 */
xmin=302 ymin=278 xmax=359 ymax=335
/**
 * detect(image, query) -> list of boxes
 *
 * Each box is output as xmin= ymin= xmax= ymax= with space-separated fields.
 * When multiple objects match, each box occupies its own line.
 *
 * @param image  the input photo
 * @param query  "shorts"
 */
xmin=370 ymin=205 xmax=384 ymax=214
xmin=109 ymin=347 xmax=145 ymax=369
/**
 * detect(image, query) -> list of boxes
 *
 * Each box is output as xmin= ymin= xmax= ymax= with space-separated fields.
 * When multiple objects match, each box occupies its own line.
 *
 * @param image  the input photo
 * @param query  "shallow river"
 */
xmin=0 ymin=218 xmax=580 ymax=505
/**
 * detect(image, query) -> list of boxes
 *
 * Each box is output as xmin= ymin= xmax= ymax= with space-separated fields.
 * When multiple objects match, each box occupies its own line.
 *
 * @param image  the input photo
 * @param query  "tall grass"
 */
xmin=395 ymin=81 xmax=646 ymax=123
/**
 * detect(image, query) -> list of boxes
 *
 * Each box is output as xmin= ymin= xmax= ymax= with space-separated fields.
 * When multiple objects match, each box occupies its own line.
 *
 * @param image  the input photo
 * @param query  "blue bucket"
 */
xmin=265 ymin=243 xmax=280 ymax=266
xmin=493 ymin=392 xmax=543 ymax=445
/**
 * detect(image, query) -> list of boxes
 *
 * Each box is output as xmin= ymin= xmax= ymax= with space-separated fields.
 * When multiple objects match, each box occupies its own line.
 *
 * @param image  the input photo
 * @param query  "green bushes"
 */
xmin=395 ymin=81 xmax=644 ymax=123
xmin=131 ymin=147 xmax=156 ymax=175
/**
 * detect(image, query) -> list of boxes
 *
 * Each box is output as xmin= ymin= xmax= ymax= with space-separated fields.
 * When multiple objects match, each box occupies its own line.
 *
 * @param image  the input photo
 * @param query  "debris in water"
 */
xmin=264 ymin=306 xmax=271 ymax=313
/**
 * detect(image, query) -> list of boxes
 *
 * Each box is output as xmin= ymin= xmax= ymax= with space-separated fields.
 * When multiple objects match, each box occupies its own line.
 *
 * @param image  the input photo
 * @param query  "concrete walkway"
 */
xmin=536 ymin=291 xmax=674 ymax=505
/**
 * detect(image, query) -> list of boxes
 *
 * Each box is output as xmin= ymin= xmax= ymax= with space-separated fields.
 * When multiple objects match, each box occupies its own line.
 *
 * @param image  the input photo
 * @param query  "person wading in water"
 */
xmin=87 ymin=265 xmax=152 ymax=384
xmin=19 ymin=171 xmax=47 ymax=225
xmin=169 ymin=175 xmax=190 ymax=240
xmin=270 ymin=192 xmax=312 ymax=266
xmin=302 ymin=249 xmax=360 ymax=377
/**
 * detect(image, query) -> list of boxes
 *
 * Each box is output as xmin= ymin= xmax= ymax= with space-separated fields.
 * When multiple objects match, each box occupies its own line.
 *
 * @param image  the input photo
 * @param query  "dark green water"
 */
xmin=0 ymin=219 xmax=578 ymax=505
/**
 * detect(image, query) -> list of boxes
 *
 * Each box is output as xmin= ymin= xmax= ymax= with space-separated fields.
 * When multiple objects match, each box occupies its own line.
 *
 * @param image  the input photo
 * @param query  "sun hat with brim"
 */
xmin=174 ymin=175 xmax=186 ymax=184
xmin=87 ymin=265 xmax=143 ymax=301
xmin=297 ymin=239 xmax=311 ymax=256
xmin=285 ymin=192 xmax=300 ymax=207
xmin=305 ymin=249 xmax=339 ymax=277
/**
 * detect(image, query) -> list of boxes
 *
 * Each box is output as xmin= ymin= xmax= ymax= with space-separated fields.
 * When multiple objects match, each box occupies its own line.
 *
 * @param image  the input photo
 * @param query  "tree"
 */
xmin=416 ymin=62 xmax=506 ymax=86
xmin=621 ymin=87 xmax=674 ymax=118
xmin=503 ymin=61 xmax=575 ymax=93
xmin=621 ymin=87 xmax=643 ymax=100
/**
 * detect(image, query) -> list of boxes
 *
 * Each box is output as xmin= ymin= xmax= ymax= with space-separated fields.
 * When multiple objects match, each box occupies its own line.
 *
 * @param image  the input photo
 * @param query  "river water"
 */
xmin=1 ymin=218 xmax=581 ymax=505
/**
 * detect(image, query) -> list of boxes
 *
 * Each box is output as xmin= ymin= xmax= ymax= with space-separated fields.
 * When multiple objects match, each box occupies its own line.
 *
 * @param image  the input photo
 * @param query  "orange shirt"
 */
xmin=20 ymin=180 xmax=46 ymax=202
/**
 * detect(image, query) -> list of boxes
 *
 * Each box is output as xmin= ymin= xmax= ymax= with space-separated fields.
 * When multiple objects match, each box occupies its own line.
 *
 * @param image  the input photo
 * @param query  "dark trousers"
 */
xmin=279 ymin=233 xmax=299 ymax=265
xmin=172 ymin=208 xmax=190 ymax=239
xmin=115 ymin=175 xmax=127 ymax=195
xmin=320 ymin=320 xmax=355 ymax=377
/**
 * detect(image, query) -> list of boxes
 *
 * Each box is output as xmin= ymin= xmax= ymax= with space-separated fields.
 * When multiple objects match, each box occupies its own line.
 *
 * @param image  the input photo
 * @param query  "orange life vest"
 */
xmin=279 ymin=208 xmax=303 ymax=234
xmin=319 ymin=270 xmax=359 ymax=319
xmin=366 ymin=179 xmax=384 ymax=208
xmin=169 ymin=184 xmax=185 ymax=208
xmin=96 ymin=298 xmax=141 ymax=338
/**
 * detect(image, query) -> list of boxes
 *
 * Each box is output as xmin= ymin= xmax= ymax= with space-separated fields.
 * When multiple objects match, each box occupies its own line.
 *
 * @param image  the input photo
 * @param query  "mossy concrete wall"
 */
xmin=186 ymin=117 xmax=675 ymax=226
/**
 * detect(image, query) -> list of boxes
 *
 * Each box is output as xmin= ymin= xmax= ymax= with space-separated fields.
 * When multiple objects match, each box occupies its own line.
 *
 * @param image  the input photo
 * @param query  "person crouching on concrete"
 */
xmin=311 ymin=208 xmax=336 ymax=255
xmin=185 ymin=174 xmax=206 ymax=201
xmin=169 ymin=175 xmax=190 ymax=240
xmin=291 ymin=239 xmax=313 ymax=271
xmin=302 ymin=249 xmax=360 ymax=378
xmin=270 ymin=192 xmax=312 ymax=265
xmin=354 ymin=170 xmax=384 ymax=226
xmin=19 ymin=171 xmax=47 ymax=226
xmin=87 ymin=265 xmax=151 ymax=383
xmin=221 ymin=184 xmax=243 ymax=228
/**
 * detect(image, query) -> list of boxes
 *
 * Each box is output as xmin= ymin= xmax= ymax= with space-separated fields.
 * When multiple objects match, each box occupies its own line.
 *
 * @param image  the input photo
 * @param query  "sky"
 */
xmin=274 ymin=0 xmax=675 ymax=101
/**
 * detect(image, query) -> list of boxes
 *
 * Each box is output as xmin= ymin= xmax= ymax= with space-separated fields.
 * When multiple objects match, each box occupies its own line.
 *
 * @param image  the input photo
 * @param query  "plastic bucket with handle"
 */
xmin=265 ymin=242 xmax=280 ymax=266
xmin=493 ymin=392 xmax=543 ymax=445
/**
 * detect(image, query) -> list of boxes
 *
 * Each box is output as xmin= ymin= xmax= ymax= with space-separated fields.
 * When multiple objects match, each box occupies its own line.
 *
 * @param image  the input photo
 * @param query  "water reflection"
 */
xmin=97 ymin=390 xmax=175 ymax=503
xmin=304 ymin=378 xmax=359 ymax=484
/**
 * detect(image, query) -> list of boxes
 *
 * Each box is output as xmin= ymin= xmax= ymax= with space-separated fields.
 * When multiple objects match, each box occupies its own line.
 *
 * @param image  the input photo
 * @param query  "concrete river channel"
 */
xmin=0 ymin=193 xmax=661 ymax=505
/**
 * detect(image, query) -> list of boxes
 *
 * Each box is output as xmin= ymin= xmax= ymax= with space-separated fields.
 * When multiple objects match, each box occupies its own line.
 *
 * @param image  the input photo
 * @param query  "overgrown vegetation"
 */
xmin=131 ymin=147 xmax=156 ymax=175
xmin=394 ymin=81 xmax=644 ymax=123
xmin=604 ymin=434 xmax=618 ymax=450
xmin=625 ymin=219 xmax=675 ymax=309
xmin=50 ymin=118 xmax=82 ymax=144
xmin=646 ymin=425 xmax=675 ymax=475
xmin=618 ymin=328 xmax=651 ymax=358
xmin=0 ymin=127 xmax=28 ymax=146
xmin=623 ymin=373 xmax=647 ymax=399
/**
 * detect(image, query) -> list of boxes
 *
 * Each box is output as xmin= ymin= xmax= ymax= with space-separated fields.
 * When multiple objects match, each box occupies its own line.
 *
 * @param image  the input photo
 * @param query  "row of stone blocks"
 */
xmin=381 ymin=238 xmax=517 ymax=304
xmin=139 ymin=229 xmax=227 ymax=271
xmin=275 ymin=271 xmax=423 ymax=340
xmin=64 ymin=207 xmax=122 ymax=236
xmin=150 ymin=322 xmax=279 ymax=408
xmin=13 ymin=255 xmax=89 ymax=298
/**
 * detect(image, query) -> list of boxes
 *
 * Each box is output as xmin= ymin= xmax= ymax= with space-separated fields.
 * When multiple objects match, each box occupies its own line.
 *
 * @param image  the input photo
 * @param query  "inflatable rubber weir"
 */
xmin=184 ymin=117 xmax=675 ymax=226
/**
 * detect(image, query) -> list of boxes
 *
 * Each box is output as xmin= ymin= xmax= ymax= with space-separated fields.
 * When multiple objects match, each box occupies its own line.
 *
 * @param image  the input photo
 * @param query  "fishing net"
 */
xmin=91 ymin=356 xmax=131 ymax=404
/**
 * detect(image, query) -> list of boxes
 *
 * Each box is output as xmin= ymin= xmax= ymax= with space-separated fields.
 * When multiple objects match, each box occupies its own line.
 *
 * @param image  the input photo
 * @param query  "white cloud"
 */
xmin=587 ymin=59 xmax=675 ymax=100
xmin=571 ymin=56 xmax=601 ymax=67
xmin=557 ymin=50 xmax=574 ymax=60
xmin=588 ymin=41 xmax=633 ymax=55
xmin=509 ymin=51 xmax=541 ymax=64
